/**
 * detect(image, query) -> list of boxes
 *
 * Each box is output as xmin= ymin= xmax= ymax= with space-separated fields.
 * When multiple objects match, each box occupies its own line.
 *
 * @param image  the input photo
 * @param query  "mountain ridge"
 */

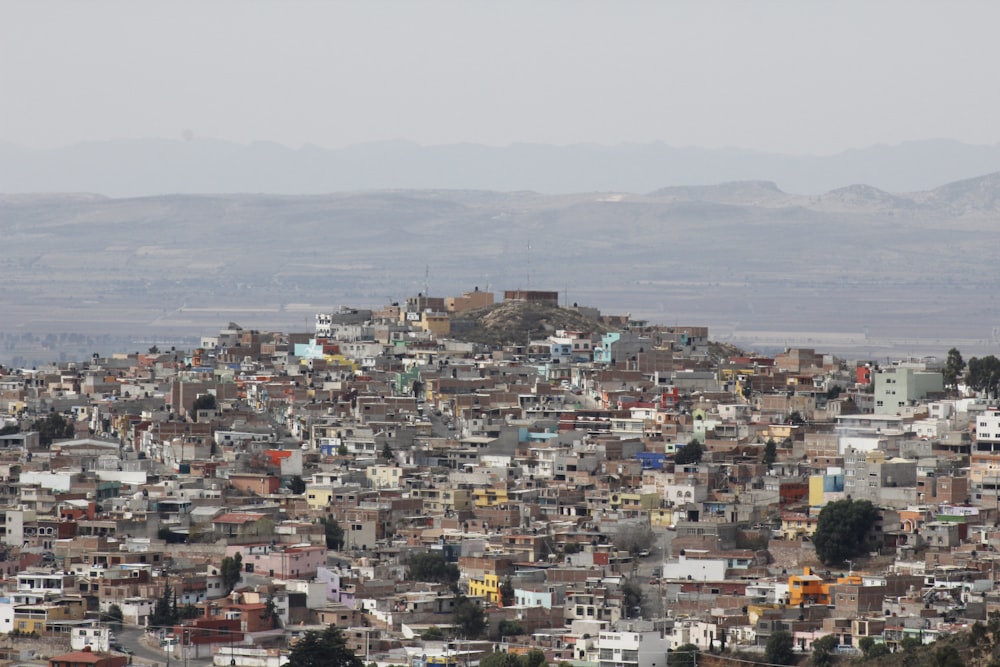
xmin=5 ymin=137 xmax=1000 ymax=198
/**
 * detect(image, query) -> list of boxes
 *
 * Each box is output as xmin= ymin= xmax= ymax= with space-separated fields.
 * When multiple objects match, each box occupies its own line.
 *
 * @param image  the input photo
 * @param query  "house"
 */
xmin=49 ymin=651 xmax=128 ymax=667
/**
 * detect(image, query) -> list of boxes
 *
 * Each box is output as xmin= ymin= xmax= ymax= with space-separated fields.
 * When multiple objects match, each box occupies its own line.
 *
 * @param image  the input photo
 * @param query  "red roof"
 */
xmin=50 ymin=651 xmax=119 ymax=664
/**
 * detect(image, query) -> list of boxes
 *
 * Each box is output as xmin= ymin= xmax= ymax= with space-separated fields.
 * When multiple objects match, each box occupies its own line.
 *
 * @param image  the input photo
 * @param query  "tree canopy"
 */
xmin=675 ymin=439 xmax=704 ymax=465
xmin=613 ymin=524 xmax=655 ymax=557
xmin=499 ymin=577 xmax=515 ymax=607
xmin=765 ymin=630 xmax=796 ymax=666
xmin=288 ymin=475 xmax=306 ymax=495
xmin=480 ymin=653 xmax=521 ymax=667
xmin=321 ymin=516 xmax=345 ymax=551
xmin=943 ymin=348 xmax=966 ymax=390
xmin=812 ymin=634 xmax=838 ymax=667
xmin=620 ymin=578 xmax=645 ymax=619
xmin=30 ymin=413 xmax=74 ymax=446
xmin=762 ymin=438 xmax=777 ymax=469
xmin=671 ymin=645 xmax=699 ymax=667
xmin=813 ymin=498 xmax=879 ymax=565
xmin=452 ymin=594 xmax=487 ymax=639
xmin=286 ymin=625 xmax=364 ymax=667
xmin=220 ymin=552 xmax=242 ymax=593
xmin=406 ymin=552 xmax=460 ymax=585
xmin=967 ymin=356 xmax=1000 ymax=398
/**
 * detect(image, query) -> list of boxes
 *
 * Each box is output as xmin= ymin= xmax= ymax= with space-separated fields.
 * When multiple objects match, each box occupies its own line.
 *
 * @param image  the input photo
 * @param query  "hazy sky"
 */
xmin=2 ymin=1 xmax=999 ymax=155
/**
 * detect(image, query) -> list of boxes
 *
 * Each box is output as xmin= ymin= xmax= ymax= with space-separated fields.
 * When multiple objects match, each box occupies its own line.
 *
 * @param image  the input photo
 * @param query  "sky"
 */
xmin=2 ymin=1 xmax=999 ymax=155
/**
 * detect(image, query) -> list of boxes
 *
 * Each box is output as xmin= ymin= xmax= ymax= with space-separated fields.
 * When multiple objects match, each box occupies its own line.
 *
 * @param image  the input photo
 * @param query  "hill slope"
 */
xmin=450 ymin=302 xmax=610 ymax=348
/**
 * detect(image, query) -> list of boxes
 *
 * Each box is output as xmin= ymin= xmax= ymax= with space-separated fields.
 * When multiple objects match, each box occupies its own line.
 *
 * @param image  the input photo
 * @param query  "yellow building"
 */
xmin=13 ymin=598 xmax=87 ymax=635
xmin=468 ymin=573 xmax=501 ymax=604
xmin=649 ymin=508 xmax=677 ymax=528
xmin=473 ymin=487 xmax=509 ymax=508
xmin=780 ymin=512 xmax=817 ymax=540
xmin=366 ymin=465 xmax=403 ymax=490
xmin=410 ymin=487 xmax=472 ymax=513
xmin=609 ymin=491 xmax=660 ymax=511
xmin=305 ymin=485 xmax=336 ymax=510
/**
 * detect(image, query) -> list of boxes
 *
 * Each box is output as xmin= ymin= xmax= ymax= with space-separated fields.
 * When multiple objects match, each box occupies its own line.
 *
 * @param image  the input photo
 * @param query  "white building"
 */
xmin=597 ymin=625 xmax=670 ymax=667
xmin=662 ymin=551 xmax=726 ymax=582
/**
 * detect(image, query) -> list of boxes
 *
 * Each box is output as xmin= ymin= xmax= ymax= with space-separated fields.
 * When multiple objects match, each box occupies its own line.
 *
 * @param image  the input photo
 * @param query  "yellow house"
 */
xmin=780 ymin=511 xmax=818 ymax=540
xmin=410 ymin=487 xmax=472 ymax=513
xmin=473 ymin=487 xmax=509 ymax=508
xmin=14 ymin=598 xmax=87 ymax=635
xmin=650 ymin=507 xmax=677 ymax=528
xmin=609 ymin=491 xmax=660 ymax=511
xmin=410 ymin=312 xmax=451 ymax=338
xmin=305 ymin=485 xmax=336 ymax=510
xmin=468 ymin=573 xmax=501 ymax=604
xmin=366 ymin=465 xmax=403 ymax=490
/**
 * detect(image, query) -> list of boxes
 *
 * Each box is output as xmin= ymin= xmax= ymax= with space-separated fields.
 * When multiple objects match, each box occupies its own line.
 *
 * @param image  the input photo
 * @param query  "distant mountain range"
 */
xmin=4 ymin=137 xmax=1000 ymax=197
xmin=3 ymin=167 xmax=1000 ymax=363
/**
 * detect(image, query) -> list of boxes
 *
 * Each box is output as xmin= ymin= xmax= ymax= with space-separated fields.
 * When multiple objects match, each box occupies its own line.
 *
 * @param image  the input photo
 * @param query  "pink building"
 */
xmin=225 ymin=543 xmax=326 ymax=579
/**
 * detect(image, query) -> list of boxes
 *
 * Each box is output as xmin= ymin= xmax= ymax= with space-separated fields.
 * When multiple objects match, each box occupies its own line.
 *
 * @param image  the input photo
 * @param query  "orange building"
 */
xmin=788 ymin=567 xmax=862 ymax=606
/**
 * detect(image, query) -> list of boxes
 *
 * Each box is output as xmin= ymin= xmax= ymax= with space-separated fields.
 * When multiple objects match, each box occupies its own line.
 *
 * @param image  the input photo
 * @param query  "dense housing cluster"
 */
xmin=0 ymin=288 xmax=992 ymax=667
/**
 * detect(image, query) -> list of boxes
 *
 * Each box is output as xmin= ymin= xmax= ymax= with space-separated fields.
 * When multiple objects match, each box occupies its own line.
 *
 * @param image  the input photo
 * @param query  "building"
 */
xmin=503 ymin=290 xmax=559 ymax=306
xmin=49 ymin=651 xmax=128 ymax=667
xmin=596 ymin=626 xmax=670 ymax=667
xmin=873 ymin=367 xmax=944 ymax=415
xmin=446 ymin=288 xmax=494 ymax=313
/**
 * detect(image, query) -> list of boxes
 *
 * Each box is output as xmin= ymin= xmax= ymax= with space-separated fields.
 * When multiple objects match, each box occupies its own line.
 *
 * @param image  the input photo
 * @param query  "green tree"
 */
xmin=103 ymin=603 xmax=124 ymax=627
xmin=406 ymin=552 xmax=460 ymax=585
xmin=613 ymin=524 xmax=654 ymax=558
xmin=968 ymin=356 xmax=1000 ymax=399
xmin=322 ymin=516 xmax=345 ymax=550
xmin=480 ymin=653 xmax=521 ymax=667
xmin=620 ymin=578 xmax=645 ymax=619
xmin=763 ymin=438 xmax=778 ymax=469
xmin=520 ymin=649 xmax=547 ymax=667
xmin=812 ymin=634 xmax=838 ymax=667
xmin=382 ymin=441 xmax=394 ymax=461
xmin=765 ymin=631 xmax=796 ymax=666
xmin=261 ymin=594 xmax=281 ymax=628
xmin=220 ymin=552 xmax=243 ymax=593
xmin=788 ymin=411 xmax=806 ymax=425
xmin=944 ymin=348 xmax=966 ymax=390
xmin=420 ymin=627 xmax=445 ymax=641
xmin=288 ymin=475 xmax=306 ymax=494
xmin=337 ymin=443 xmax=349 ymax=457
xmin=671 ymin=645 xmax=699 ymax=667
xmin=497 ymin=620 xmax=523 ymax=638
xmin=499 ymin=576 xmax=515 ymax=607
xmin=452 ymin=594 xmax=487 ymax=639
xmin=191 ymin=393 xmax=217 ymax=413
xmin=933 ymin=645 xmax=963 ymax=667
xmin=866 ymin=645 xmax=890 ymax=659
xmin=149 ymin=584 xmax=176 ymax=627
xmin=812 ymin=498 xmax=879 ymax=566
xmin=286 ymin=625 xmax=364 ymax=667
xmin=675 ymin=439 xmax=704 ymax=465
xmin=190 ymin=394 xmax=217 ymax=422
xmin=30 ymin=413 xmax=74 ymax=446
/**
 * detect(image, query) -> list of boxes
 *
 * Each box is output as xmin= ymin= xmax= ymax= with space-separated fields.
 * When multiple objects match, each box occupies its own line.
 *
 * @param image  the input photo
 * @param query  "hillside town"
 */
xmin=0 ymin=287 xmax=996 ymax=667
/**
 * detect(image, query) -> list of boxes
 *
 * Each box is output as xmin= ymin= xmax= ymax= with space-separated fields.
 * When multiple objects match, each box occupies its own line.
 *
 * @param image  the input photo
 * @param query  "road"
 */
xmin=117 ymin=627 xmax=214 ymax=667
